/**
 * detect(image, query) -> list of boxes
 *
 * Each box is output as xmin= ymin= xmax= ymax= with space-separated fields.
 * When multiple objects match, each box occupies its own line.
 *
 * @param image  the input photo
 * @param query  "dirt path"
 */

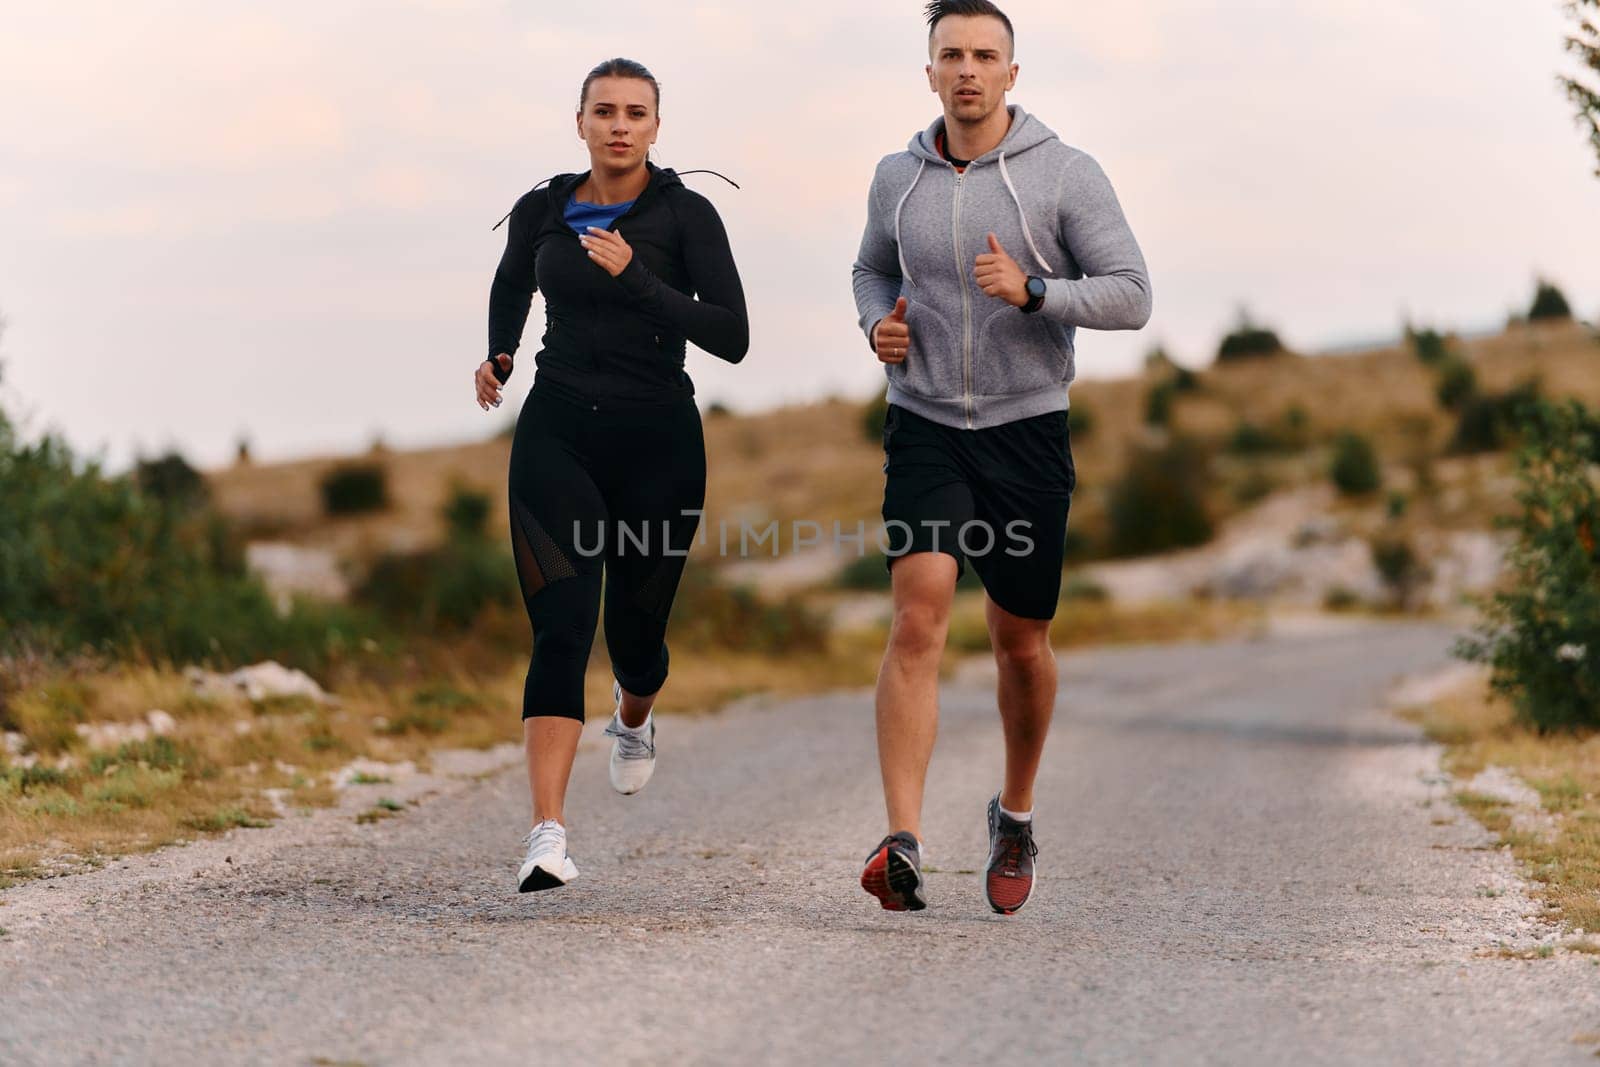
xmin=2 ymin=621 xmax=1596 ymax=1065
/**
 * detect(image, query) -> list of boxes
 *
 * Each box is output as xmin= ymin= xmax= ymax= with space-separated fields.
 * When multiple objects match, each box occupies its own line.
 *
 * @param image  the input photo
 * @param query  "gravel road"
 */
xmin=3 ymin=620 xmax=1597 ymax=1065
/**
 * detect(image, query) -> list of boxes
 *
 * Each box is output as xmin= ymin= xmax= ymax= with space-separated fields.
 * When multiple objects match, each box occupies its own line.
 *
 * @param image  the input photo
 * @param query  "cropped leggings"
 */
xmin=507 ymin=387 xmax=706 ymax=721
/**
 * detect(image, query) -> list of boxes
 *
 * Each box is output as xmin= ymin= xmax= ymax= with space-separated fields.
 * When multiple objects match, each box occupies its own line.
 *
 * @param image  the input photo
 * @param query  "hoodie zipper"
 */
xmin=951 ymin=169 xmax=973 ymax=429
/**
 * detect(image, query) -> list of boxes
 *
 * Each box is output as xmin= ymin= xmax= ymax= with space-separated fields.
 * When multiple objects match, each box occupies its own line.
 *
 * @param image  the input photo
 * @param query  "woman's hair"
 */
xmin=579 ymin=58 xmax=661 ymax=111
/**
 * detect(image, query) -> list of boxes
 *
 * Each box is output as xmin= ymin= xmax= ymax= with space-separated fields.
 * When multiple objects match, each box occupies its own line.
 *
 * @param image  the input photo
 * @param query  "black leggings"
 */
xmin=508 ymin=387 xmax=706 ymax=721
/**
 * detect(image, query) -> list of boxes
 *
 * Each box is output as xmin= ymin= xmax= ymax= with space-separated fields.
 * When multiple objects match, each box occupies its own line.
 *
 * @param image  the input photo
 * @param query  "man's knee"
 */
xmin=991 ymin=622 xmax=1051 ymax=672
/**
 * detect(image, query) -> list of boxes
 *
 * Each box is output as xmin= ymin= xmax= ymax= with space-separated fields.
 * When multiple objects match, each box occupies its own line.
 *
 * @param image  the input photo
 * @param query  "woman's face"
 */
xmin=576 ymin=76 xmax=659 ymax=175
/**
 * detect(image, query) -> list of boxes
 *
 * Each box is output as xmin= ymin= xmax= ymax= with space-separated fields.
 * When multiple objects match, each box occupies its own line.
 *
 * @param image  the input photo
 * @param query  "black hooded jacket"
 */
xmin=487 ymin=164 xmax=748 ymax=407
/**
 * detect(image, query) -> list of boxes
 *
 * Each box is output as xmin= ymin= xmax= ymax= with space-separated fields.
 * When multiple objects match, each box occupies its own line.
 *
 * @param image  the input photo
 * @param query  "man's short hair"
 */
xmin=923 ymin=0 xmax=1015 ymax=45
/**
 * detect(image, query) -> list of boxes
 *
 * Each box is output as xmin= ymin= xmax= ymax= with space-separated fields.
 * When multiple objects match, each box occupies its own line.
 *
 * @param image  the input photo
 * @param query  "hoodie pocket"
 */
xmin=888 ymin=300 xmax=963 ymax=399
xmin=972 ymin=305 xmax=1071 ymax=397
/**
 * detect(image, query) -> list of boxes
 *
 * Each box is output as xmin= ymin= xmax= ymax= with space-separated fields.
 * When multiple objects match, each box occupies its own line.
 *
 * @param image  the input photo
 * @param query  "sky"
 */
xmin=1 ymin=1 xmax=1597 ymax=471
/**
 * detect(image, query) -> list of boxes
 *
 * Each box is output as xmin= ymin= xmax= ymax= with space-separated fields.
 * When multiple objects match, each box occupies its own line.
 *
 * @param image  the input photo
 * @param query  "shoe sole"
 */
xmin=860 ymin=845 xmax=926 ymax=912
xmin=518 ymin=858 xmax=578 ymax=894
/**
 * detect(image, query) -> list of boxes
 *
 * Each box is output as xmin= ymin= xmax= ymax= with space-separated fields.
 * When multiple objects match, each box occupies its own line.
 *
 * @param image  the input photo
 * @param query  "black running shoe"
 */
xmin=860 ymin=831 xmax=926 ymax=912
xmin=985 ymin=794 xmax=1037 ymax=915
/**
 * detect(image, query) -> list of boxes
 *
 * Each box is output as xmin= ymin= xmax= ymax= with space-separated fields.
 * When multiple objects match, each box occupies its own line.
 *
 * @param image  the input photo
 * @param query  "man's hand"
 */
xmin=873 ymin=297 xmax=911 ymax=364
xmin=580 ymin=226 xmax=634 ymax=277
xmin=974 ymin=233 xmax=1028 ymax=308
xmin=475 ymin=354 xmax=512 ymax=411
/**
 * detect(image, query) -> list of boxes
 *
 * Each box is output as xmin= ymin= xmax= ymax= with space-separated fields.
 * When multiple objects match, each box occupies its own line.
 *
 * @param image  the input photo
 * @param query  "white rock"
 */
xmin=145 ymin=710 xmax=178 ymax=736
xmin=187 ymin=661 xmax=332 ymax=706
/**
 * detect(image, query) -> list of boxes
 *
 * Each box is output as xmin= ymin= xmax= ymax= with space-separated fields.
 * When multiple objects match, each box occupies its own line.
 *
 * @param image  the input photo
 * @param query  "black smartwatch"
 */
xmin=1021 ymin=276 xmax=1047 ymax=314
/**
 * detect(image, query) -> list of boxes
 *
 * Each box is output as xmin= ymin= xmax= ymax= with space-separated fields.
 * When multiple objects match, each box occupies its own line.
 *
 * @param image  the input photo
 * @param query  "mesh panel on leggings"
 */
xmin=510 ymin=498 xmax=577 ymax=600
xmin=633 ymin=557 xmax=678 ymax=620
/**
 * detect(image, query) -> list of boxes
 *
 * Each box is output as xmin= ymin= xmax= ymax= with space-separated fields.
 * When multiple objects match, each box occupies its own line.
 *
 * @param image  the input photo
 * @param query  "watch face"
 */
xmin=1027 ymin=277 xmax=1047 ymax=299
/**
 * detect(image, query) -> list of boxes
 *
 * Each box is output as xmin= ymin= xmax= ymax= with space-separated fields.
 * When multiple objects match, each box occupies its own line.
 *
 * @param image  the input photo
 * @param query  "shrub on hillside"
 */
xmin=320 ymin=463 xmax=389 ymax=516
xmin=356 ymin=543 xmax=516 ymax=633
xmin=1216 ymin=313 xmax=1287 ymax=362
xmin=1369 ymin=534 xmax=1430 ymax=611
xmin=1434 ymin=357 xmax=1478 ymax=412
xmin=863 ymin=390 xmax=889 ymax=442
xmin=1528 ymin=279 xmax=1573 ymax=321
xmin=1329 ymin=431 xmax=1382 ymax=496
xmin=443 ymin=485 xmax=492 ymax=542
xmin=1458 ymin=400 xmax=1600 ymax=730
xmin=1106 ymin=439 xmax=1214 ymax=557
xmin=1407 ymin=326 xmax=1451 ymax=365
xmin=355 ymin=491 xmax=516 ymax=632
xmin=0 ymin=397 xmax=361 ymax=668
xmin=1226 ymin=419 xmax=1296 ymax=456
xmin=1143 ymin=381 xmax=1176 ymax=427
xmin=670 ymin=568 xmax=827 ymax=654
xmin=1448 ymin=379 xmax=1542 ymax=455
xmin=135 ymin=452 xmax=208 ymax=510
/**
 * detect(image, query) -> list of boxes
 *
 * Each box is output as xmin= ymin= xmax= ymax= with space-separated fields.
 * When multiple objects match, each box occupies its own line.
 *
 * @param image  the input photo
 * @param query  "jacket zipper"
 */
xmin=952 ymin=169 xmax=973 ymax=429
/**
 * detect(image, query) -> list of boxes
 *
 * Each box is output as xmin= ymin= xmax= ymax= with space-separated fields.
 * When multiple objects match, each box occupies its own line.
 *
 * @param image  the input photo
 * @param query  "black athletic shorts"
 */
xmin=880 ymin=404 xmax=1076 ymax=620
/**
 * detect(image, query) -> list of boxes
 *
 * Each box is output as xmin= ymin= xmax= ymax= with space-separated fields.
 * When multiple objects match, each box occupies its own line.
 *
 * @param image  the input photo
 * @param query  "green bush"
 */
xmin=1329 ymin=431 xmax=1382 ymax=496
xmin=1407 ymin=327 xmax=1451 ymax=365
xmin=355 ymin=542 xmax=517 ymax=632
xmin=1217 ymin=314 xmax=1287 ymax=362
xmin=1458 ymin=400 xmax=1600 ymax=730
xmin=670 ymin=568 xmax=827 ymax=653
xmin=135 ymin=452 xmax=208 ymax=510
xmin=0 ymin=398 xmax=365 ymax=668
xmin=1434 ymin=357 xmax=1478 ymax=412
xmin=1528 ymin=279 xmax=1573 ymax=321
xmin=1369 ymin=535 xmax=1429 ymax=610
xmin=1226 ymin=420 xmax=1294 ymax=456
xmin=1144 ymin=381 xmax=1176 ymax=427
xmin=443 ymin=485 xmax=492 ymax=542
xmin=320 ymin=463 xmax=389 ymax=516
xmin=1067 ymin=403 xmax=1094 ymax=437
xmin=1448 ymin=379 xmax=1542 ymax=456
xmin=863 ymin=391 xmax=890 ymax=442
xmin=1106 ymin=439 xmax=1214 ymax=557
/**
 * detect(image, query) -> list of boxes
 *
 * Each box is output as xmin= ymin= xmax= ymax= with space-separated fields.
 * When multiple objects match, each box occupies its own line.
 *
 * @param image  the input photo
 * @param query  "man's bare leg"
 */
xmin=874 ymin=552 xmax=959 ymax=840
xmin=986 ymin=595 xmax=1056 ymax=813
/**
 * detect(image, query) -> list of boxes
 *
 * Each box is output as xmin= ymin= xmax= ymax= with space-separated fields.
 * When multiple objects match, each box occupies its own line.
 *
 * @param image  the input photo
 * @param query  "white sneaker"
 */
xmin=602 ymin=681 xmax=656 ymax=796
xmin=518 ymin=819 xmax=578 ymax=893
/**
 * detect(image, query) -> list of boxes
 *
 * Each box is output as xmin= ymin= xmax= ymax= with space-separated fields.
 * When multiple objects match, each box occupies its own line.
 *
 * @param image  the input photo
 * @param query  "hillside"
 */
xmin=208 ymin=320 xmax=1600 ymax=585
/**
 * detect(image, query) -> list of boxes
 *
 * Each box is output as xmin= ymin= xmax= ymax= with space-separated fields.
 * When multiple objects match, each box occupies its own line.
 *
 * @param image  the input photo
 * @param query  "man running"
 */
xmin=852 ymin=0 xmax=1151 ymax=914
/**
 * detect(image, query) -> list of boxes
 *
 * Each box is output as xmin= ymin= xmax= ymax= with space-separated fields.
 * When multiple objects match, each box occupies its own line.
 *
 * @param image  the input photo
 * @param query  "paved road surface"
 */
xmin=3 ymin=621 xmax=1597 ymax=1065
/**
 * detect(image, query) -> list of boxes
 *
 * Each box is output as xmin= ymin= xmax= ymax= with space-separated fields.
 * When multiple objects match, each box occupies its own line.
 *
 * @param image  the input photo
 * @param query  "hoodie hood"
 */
xmin=907 ymin=105 xmax=1059 ymax=166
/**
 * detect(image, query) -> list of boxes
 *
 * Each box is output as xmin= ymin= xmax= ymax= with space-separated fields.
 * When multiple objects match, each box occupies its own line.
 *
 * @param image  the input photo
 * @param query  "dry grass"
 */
xmin=1405 ymin=678 xmax=1600 ymax=932
xmin=0 ymin=630 xmax=891 ymax=883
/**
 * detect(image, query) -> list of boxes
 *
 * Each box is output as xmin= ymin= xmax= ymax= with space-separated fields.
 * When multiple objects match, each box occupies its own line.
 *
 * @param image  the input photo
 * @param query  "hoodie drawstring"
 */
xmin=997 ymin=152 xmax=1055 ymax=274
xmin=892 ymin=158 xmax=926 ymax=287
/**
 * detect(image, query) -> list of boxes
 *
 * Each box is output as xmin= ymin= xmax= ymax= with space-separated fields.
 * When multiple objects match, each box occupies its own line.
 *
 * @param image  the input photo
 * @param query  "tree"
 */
xmin=1563 ymin=0 xmax=1600 ymax=176
xmin=1216 ymin=309 xmax=1287 ymax=362
xmin=1529 ymin=278 xmax=1574 ymax=321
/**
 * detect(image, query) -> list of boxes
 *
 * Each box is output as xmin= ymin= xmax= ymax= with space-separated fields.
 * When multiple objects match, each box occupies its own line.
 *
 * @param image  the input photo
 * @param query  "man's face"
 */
xmin=925 ymin=15 xmax=1017 ymax=125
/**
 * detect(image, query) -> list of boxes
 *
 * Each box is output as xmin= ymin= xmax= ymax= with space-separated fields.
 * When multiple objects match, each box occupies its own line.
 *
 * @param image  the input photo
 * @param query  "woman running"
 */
xmin=476 ymin=57 xmax=748 ymax=892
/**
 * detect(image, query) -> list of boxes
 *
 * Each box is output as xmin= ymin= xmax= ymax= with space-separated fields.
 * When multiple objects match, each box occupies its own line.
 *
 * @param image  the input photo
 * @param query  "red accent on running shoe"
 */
xmin=860 ymin=846 xmax=906 ymax=911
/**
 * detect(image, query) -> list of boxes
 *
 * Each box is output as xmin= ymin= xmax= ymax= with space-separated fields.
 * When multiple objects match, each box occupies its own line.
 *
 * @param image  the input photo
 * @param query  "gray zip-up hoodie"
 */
xmin=852 ymin=105 xmax=1152 ymax=430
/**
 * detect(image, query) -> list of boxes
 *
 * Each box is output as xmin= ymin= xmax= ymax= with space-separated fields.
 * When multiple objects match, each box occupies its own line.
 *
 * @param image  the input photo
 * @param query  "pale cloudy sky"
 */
xmin=1 ymin=1 xmax=1597 ymax=470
